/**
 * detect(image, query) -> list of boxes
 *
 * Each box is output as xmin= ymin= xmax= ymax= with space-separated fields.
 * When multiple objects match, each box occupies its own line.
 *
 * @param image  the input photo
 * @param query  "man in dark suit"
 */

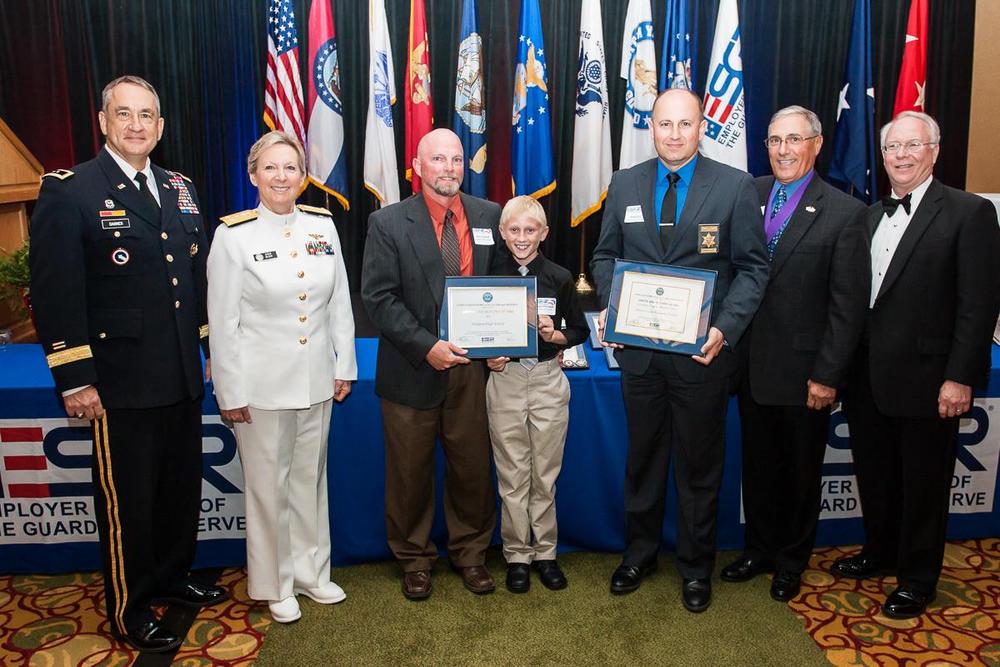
xmin=831 ymin=111 xmax=1000 ymax=618
xmin=591 ymin=89 xmax=769 ymax=612
xmin=720 ymin=106 xmax=869 ymax=603
xmin=29 ymin=75 xmax=226 ymax=653
xmin=361 ymin=128 xmax=500 ymax=600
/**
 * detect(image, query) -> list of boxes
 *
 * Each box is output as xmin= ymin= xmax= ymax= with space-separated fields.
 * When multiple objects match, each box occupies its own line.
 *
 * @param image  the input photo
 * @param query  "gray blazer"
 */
xmin=361 ymin=192 xmax=502 ymax=409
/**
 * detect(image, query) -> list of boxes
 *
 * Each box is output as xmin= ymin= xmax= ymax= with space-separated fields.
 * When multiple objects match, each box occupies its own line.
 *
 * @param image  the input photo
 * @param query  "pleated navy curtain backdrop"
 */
xmin=0 ymin=0 xmax=975 ymax=285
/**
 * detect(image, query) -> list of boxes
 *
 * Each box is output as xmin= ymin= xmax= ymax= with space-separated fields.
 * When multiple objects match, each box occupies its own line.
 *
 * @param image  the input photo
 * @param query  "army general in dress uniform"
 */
xmin=28 ymin=75 xmax=226 ymax=654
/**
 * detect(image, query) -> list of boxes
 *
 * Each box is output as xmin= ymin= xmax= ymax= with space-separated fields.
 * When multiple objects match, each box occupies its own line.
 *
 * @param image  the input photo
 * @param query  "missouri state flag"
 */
xmin=306 ymin=0 xmax=349 ymax=209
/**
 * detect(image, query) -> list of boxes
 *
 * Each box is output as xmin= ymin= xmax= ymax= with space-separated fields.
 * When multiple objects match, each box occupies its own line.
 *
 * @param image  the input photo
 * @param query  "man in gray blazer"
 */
xmin=591 ymin=89 xmax=769 ymax=612
xmin=362 ymin=129 xmax=501 ymax=600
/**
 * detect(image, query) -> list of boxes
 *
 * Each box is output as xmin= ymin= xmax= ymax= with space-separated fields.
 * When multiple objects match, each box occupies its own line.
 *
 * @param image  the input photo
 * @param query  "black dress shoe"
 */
xmin=682 ymin=578 xmax=711 ymax=613
xmin=769 ymin=571 xmax=801 ymax=602
xmin=882 ymin=586 xmax=935 ymax=619
xmin=154 ymin=581 xmax=229 ymax=608
xmin=533 ymin=560 xmax=567 ymax=590
xmin=506 ymin=563 xmax=530 ymax=594
xmin=830 ymin=554 xmax=883 ymax=580
xmin=610 ymin=561 xmax=656 ymax=595
xmin=720 ymin=555 xmax=774 ymax=583
xmin=115 ymin=620 xmax=181 ymax=653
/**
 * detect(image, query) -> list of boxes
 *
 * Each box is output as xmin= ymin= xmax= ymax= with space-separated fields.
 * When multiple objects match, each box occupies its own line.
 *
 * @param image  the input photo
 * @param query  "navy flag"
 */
xmin=453 ymin=0 xmax=487 ymax=198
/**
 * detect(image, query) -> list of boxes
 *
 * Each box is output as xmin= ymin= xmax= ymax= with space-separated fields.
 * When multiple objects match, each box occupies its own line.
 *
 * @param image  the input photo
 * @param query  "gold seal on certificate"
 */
xmin=603 ymin=260 xmax=717 ymax=354
xmin=439 ymin=277 xmax=538 ymax=358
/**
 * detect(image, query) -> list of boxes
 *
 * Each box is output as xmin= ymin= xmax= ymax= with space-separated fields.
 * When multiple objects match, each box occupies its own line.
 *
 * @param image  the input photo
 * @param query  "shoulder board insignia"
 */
xmin=41 ymin=169 xmax=75 ymax=181
xmin=220 ymin=210 xmax=258 ymax=227
xmin=169 ymin=170 xmax=192 ymax=183
xmin=297 ymin=204 xmax=333 ymax=218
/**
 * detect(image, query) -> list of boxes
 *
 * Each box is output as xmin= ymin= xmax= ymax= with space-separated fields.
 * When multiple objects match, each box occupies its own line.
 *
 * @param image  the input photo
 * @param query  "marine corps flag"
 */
xmin=363 ymin=0 xmax=400 ymax=206
xmin=306 ymin=0 xmax=349 ymax=209
xmin=892 ymin=0 xmax=928 ymax=114
xmin=619 ymin=0 xmax=657 ymax=169
xmin=453 ymin=0 xmax=487 ymax=198
xmin=571 ymin=0 xmax=612 ymax=227
xmin=700 ymin=0 xmax=747 ymax=171
xmin=404 ymin=0 xmax=433 ymax=192
xmin=511 ymin=0 xmax=555 ymax=199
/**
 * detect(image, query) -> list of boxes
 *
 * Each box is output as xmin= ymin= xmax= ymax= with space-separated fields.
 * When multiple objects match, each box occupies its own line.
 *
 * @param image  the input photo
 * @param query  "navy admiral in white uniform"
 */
xmin=207 ymin=131 xmax=357 ymax=624
xmin=29 ymin=75 xmax=227 ymax=653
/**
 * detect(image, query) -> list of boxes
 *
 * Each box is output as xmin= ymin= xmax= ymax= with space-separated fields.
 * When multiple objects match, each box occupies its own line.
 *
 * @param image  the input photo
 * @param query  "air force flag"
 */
xmin=511 ymin=0 xmax=555 ymax=199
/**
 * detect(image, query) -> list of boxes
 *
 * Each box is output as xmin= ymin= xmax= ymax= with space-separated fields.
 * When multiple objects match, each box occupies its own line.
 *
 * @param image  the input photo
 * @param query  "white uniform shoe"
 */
xmin=268 ymin=596 xmax=302 ymax=623
xmin=294 ymin=581 xmax=347 ymax=604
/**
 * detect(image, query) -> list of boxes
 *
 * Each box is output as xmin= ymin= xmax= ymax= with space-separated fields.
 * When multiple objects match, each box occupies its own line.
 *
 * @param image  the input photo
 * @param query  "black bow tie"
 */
xmin=882 ymin=193 xmax=912 ymax=217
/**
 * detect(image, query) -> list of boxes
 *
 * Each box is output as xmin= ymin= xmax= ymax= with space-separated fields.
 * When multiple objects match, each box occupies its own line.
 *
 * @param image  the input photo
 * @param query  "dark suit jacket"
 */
xmin=361 ymin=192 xmax=502 ymax=409
xmin=29 ymin=148 xmax=210 ymax=408
xmin=861 ymin=179 xmax=1000 ymax=417
xmin=740 ymin=174 xmax=870 ymax=406
xmin=590 ymin=155 xmax=770 ymax=378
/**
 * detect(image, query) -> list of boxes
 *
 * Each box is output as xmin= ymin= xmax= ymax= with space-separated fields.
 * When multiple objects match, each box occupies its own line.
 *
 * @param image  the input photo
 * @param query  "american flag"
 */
xmin=264 ymin=0 xmax=306 ymax=144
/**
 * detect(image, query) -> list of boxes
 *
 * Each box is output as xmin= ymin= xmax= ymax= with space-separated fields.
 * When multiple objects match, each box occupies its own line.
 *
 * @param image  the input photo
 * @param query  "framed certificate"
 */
xmin=585 ymin=311 xmax=603 ymax=349
xmin=439 ymin=276 xmax=538 ymax=359
xmin=603 ymin=259 xmax=717 ymax=355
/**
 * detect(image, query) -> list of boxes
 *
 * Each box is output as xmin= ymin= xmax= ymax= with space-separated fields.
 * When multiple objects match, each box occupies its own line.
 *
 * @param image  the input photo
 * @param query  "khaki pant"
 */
xmin=486 ymin=357 xmax=571 ymax=563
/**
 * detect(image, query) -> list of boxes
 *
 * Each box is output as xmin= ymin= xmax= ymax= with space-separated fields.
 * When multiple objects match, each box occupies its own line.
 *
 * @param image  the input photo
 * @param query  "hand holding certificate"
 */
xmin=439 ymin=277 xmax=538 ymax=359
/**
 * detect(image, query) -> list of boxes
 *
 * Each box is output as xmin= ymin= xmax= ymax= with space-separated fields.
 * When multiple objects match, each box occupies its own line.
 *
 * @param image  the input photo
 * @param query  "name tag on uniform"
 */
xmin=472 ymin=227 xmax=494 ymax=245
xmin=624 ymin=205 xmax=644 ymax=223
xmin=537 ymin=298 xmax=557 ymax=316
xmin=253 ymin=251 xmax=278 ymax=261
xmin=101 ymin=218 xmax=130 ymax=230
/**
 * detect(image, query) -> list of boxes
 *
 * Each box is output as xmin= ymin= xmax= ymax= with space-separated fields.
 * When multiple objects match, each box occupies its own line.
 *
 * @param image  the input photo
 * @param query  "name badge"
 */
xmin=698 ymin=224 xmax=720 ymax=254
xmin=624 ymin=205 xmax=644 ymax=224
xmin=537 ymin=297 xmax=557 ymax=316
xmin=472 ymin=227 xmax=494 ymax=245
xmin=253 ymin=251 xmax=278 ymax=261
xmin=101 ymin=218 xmax=130 ymax=230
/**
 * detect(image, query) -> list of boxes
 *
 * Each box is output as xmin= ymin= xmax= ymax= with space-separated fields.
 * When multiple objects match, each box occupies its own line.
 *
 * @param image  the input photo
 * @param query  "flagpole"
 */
xmin=575 ymin=225 xmax=594 ymax=294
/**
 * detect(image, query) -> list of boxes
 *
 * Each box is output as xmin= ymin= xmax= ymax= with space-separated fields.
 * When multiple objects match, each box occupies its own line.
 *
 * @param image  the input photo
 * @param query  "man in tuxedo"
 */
xmin=591 ymin=89 xmax=769 ymax=612
xmin=29 ymin=75 xmax=226 ymax=653
xmin=361 ymin=128 xmax=500 ymax=600
xmin=831 ymin=111 xmax=1000 ymax=618
xmin=721 ymin=106 xmax=869 ymax=602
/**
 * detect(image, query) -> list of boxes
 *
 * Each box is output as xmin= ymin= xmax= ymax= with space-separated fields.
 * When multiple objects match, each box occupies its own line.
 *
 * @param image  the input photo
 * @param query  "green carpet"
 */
xmin=255 ymin=551 xmax=828 ymax=666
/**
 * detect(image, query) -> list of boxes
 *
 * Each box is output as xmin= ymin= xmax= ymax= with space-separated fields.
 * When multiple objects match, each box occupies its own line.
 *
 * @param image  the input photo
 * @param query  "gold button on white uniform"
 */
xmin=290 ymin=250 xmax=298 ymax=258
xmin=283 ymin=229 xmax=292 ymax=238
xmin=166 ymin=254 xmax=174 ymax=262
xmin=297 ymin=271 xmax=305 ymax=278
xmin=299 ymin=336 xmax=307 ymax=345
xmin=298 ymin=293 xmax=306 ymax=301
xmin=298 ymin=315 xmax=307 ymax=323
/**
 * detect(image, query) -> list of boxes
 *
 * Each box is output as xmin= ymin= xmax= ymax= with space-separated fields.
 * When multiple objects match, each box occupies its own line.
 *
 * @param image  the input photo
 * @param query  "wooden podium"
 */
xmin=0 ymin=117 xmax=44 ymax=342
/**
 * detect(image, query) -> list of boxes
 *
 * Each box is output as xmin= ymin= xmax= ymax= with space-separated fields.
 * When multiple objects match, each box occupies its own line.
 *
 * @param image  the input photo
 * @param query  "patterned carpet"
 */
xmin=1 ymin=541 xmax=997 ymax=666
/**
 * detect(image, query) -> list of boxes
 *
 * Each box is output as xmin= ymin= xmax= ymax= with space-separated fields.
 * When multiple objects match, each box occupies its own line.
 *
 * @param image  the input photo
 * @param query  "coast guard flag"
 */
xmin=404 ymin=0 xmax=433 ymax=192
xmin=829 ymin=0 xmax=878 ymax=204
xmin=571 ymin=0 xmax=612 ymax=227
xmin=307 ymin=0 xmax=349 ymax=209
xmin=264 ymin=0 xmax=306 ymax=145
xmin=511 ymin=0 xmax=555 ymax=199
xmin=659 ymin=0 xmax=692 ymax=92
xmin=453 ymin=0 xmax=487 ymax=198
xmin=893 ymin=0 xmax=928 ymax=114
xmin=700 ymin=0 xmax=747 ymax=171
xmin=363 ymin=0 xmax=400 ymax=206
xmin=619 ymin=0 xmax=657 ymax=169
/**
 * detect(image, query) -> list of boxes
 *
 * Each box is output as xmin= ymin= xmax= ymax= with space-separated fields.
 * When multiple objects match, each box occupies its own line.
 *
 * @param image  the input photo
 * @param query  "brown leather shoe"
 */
xmin=453 ymin=564 xmax=495 ymax=594
xmin=402 ymin=570 xmax=432 ymax=600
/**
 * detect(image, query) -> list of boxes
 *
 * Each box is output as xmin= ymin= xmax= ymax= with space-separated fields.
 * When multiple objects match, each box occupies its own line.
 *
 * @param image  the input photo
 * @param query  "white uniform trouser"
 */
xmin=486 ymin=357 xmax=571 ymax=563
xmin=235 ymin=398 xmax=333 ymax=601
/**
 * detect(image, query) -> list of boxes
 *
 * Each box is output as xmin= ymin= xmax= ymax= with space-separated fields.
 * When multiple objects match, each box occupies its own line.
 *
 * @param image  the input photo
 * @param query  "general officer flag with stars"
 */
xmin=511 ymin=0 xmax=555 ymax=199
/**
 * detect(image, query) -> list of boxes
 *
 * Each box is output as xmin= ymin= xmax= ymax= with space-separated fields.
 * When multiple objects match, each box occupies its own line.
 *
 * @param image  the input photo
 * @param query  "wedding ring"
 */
xmin=76 ymin=413 xmax=84 ymax=418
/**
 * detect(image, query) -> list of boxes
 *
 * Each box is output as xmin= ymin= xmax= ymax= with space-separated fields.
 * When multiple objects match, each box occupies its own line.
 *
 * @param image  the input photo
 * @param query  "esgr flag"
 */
xmin=619 ymin=0 xmax=657 ymax=169
xmin=511 ymin=0 xmax=555 ymax=199
xmin=571 ymin=0 xmax=612 ymax=227
xmin=700 ymin=0 xmax=747 ymax=171
xmin=363 ymin=0 xmax=400 ymax=206
xmin=307 ymin=0 xmax=349 ymax=209
xmin=453 ymin=0 xmax=487 ymax=198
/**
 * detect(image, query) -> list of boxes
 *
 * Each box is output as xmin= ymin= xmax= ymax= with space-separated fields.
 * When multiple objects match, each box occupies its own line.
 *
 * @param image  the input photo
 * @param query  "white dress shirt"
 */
xmin=104 ymin=145 xmax=161 ymax=206
xmin=870 ymin=176 xmax=933 ymax=307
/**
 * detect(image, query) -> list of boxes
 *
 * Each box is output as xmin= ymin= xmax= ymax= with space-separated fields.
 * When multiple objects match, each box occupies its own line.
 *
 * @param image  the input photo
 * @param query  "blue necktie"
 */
xmin=770 ymin=185 xmax=787 ymax=219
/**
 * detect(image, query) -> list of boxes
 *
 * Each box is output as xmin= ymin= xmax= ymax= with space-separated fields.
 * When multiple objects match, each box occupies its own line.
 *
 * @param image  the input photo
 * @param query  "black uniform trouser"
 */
xmin=91 ymin=398 xmax=202 ymax=635
xmin=844 ymin=354 xmax=958 ymax=596
xmin=620 ymin=353 xmax=730 ymax=580
xmin=736 ymin=388 xmax=830 ymax=574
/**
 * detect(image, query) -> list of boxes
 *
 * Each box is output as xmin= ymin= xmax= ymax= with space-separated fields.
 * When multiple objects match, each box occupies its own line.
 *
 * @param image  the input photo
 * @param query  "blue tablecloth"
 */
xmin=1 ymin=342 xmax=998 ymax=573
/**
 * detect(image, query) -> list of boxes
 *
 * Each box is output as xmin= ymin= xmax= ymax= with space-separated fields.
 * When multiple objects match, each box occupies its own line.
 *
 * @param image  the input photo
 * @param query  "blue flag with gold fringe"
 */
xmin=511 ymin=0 xmax=555 ymax=198
xmin=453 ymin=0 xmax=487 ymax=198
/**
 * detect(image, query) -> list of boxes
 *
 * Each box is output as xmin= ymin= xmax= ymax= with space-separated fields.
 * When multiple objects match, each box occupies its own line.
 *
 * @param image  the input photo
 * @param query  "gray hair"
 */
xmin=101 ymin=75 xmax=161 ymax=115
xmin=769 ymin=105 xmax=822 ymax=136
xmin=880 ymin=111 xmax=941 ymax=147
xmin=247 ymin=130 xmax=306 ymax=175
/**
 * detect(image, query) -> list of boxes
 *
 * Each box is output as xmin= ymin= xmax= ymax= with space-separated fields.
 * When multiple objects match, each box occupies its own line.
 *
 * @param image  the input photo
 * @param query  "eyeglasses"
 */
xmin=764 ymin=134 xmax=819 ymax=148
xmin=881 ymin=140 xmax=938 ymax=154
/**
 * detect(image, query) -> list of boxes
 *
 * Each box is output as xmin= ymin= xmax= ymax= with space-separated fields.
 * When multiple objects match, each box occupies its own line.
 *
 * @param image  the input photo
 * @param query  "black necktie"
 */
xmin=134 ymin=172 xmax=160 ymax=210
xmin=659 ymin=172 xmax=681 ymax=251
xmin=440 ymin=210 xmax=461 ymax=276
xmin=882 ymin=193 xmax=911 ymax=217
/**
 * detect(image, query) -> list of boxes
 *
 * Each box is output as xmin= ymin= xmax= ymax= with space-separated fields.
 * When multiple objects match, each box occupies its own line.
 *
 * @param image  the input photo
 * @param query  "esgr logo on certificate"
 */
xmin=0 ymin=417 xmax=247 ymax=545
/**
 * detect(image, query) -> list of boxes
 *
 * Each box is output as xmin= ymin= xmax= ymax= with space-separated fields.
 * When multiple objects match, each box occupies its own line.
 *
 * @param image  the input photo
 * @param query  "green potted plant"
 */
xmin=0 ymin=240 xmax=32 ymax=324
